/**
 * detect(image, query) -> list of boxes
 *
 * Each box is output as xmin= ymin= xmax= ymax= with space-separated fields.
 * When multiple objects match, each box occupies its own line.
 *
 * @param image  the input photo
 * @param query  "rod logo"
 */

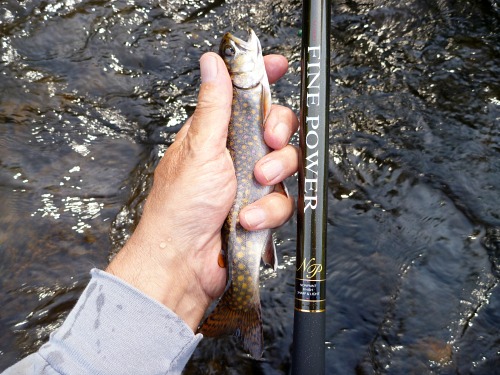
xmin=303 ymin=45 xmax=321 ymax=212
xmin=298 ymin=257 xmax=323 ymax=279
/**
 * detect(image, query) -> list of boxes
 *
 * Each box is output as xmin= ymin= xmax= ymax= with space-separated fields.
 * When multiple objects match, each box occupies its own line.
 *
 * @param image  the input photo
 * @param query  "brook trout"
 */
xmin=198 ymin=29 xmax=277 ymax=358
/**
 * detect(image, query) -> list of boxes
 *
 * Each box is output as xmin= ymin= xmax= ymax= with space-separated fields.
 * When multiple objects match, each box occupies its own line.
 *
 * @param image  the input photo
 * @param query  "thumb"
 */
xmin=187 ymin=52 xmax=233 ymax=153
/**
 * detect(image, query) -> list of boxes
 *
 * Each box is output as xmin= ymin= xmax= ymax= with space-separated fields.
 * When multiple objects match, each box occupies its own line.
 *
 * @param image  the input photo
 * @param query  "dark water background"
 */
xmin=1 ymin=0 xmax=499 ymax=373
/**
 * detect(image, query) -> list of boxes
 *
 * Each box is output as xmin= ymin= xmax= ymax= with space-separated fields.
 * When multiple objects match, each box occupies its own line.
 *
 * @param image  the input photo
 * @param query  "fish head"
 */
xmin=219 ymin=29 xmax=265 ymax=89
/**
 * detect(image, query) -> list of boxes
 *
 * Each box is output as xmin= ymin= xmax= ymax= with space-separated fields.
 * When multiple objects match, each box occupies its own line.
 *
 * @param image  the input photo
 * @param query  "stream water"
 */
xmin=1 ymin=0 xmax=499 ymax=373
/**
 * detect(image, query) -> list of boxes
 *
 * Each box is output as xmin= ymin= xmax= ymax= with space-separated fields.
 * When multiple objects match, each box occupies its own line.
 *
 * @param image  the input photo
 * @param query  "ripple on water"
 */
xmin=1 ymin=0 xmax=500 ymax=373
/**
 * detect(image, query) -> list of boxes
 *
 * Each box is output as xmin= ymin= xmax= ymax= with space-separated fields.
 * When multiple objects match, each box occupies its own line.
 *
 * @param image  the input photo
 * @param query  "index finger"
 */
xmin=264 ymin=55 xmax=288 ymax=84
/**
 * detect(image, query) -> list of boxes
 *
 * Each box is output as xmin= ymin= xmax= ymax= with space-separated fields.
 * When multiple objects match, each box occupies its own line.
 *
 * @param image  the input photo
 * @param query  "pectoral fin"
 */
xmin=274 ymin=181 xmax=290 ymax=198
xmin=261 ymin=79 xmax=272 ymax=123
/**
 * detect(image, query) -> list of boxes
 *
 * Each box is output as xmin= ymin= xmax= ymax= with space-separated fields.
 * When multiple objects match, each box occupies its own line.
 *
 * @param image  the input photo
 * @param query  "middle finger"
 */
xmin=264 ymin=104 xmax=299 ymax=150
xmin=254 ymin=144 xmax=299 ymax=186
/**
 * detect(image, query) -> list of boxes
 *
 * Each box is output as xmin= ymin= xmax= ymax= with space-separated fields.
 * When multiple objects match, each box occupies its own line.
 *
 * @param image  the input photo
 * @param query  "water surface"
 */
xmin=1 ymin=0 xmax=499 ymax=373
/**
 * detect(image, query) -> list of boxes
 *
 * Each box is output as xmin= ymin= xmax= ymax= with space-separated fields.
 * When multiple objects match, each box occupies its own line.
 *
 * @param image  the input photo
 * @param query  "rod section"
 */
xmin=291 ymin=0 xmax=330 ymax=374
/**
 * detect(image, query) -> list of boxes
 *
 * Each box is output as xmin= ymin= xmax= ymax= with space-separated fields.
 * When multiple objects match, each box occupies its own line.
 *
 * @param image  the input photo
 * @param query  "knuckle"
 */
xmin=267 ymin=193 xmax=293 ymax=223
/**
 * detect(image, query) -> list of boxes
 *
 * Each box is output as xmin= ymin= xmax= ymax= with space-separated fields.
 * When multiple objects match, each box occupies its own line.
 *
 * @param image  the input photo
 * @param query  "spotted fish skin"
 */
xmin=198 ymin=29 xmax=276 ymax=359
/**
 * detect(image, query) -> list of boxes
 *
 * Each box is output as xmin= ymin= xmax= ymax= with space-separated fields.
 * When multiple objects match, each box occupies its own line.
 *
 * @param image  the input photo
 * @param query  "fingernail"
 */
xmin=243 ymin=207 xmax=266 ymax=228
xmin=260 ymin=158 xmax=283 ymax=182
xmin=200 ymin=54 xmax=218 ymax=82
xmin=272 ymin=122 xmax=290 ymax=148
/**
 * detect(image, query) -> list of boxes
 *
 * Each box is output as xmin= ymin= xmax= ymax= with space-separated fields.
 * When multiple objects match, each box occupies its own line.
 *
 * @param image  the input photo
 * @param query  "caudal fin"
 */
xmin=198 ymin=291 xmax=263 ymax=359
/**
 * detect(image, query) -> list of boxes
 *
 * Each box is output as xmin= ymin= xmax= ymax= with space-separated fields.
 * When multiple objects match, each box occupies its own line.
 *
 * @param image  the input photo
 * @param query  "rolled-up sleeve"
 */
xmin=2 ymin=269 xmax=202 ymax=375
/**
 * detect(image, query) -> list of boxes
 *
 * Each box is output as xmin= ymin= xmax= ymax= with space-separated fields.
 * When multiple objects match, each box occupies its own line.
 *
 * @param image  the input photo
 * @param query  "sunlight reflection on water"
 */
xmin=1 ymin=0 xmax=500 ymax=373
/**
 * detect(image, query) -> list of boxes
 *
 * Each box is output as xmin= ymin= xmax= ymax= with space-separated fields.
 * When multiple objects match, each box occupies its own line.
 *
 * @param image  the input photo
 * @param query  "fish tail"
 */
xmin=198 ymin=289 xmax=263 ymax=359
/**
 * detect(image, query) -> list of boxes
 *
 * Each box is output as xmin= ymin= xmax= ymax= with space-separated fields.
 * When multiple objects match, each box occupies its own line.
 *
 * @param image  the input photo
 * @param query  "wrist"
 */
xmin=105 ymin=230 xmax=211 ymax=331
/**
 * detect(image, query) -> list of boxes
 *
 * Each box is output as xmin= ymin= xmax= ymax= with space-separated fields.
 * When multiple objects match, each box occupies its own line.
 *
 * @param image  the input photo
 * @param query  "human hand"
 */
xmin=106 ymin=52 xmax=299 ymax=331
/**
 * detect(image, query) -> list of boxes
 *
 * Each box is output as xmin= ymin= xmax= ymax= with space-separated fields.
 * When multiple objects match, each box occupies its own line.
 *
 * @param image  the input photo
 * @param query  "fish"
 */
xmin=198 ymin=29 xmax=277 ymax=359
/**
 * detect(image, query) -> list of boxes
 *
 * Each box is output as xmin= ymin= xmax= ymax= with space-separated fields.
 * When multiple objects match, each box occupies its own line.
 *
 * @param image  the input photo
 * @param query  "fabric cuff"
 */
xmin=37 ymin=268 xmax=202 ymax=374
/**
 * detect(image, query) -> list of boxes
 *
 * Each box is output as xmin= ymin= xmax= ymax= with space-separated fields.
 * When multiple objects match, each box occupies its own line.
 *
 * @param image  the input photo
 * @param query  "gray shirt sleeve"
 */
xmin=2 ymin=269 xmax=203 ymax=375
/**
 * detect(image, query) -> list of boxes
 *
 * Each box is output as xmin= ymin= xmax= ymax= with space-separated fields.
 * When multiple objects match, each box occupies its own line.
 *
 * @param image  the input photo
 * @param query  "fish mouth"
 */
xmin=220 ymin=28 xmax=261 ymax=56
xmin=219 ymin=28 xmax=265 ymax=89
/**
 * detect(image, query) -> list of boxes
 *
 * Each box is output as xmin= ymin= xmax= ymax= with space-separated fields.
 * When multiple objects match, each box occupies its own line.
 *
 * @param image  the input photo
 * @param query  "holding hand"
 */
xmin=106 ymin=52 xmax=299 ymax=331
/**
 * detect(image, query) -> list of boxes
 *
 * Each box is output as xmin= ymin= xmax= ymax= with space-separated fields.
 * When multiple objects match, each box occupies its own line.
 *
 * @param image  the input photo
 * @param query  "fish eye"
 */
xmin=224 ymin=45 xmax=235 ymax=57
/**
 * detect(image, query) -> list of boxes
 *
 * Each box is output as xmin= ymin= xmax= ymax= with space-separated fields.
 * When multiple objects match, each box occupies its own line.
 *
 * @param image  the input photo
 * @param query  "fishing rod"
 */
xmin=291 ymin=0 xmax=330 ymax=374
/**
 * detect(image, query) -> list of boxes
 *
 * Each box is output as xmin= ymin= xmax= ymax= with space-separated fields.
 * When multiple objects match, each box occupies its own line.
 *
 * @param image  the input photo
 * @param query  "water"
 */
xmin=1 ymin=0 xmax=499 ymax=373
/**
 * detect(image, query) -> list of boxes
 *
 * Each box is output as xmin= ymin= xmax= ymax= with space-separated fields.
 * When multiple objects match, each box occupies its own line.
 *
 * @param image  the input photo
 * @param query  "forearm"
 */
xmin=104 ymin=224 xmax=215 ymax=331
xmin=2 ymin=269 xmax=202 ymax=375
